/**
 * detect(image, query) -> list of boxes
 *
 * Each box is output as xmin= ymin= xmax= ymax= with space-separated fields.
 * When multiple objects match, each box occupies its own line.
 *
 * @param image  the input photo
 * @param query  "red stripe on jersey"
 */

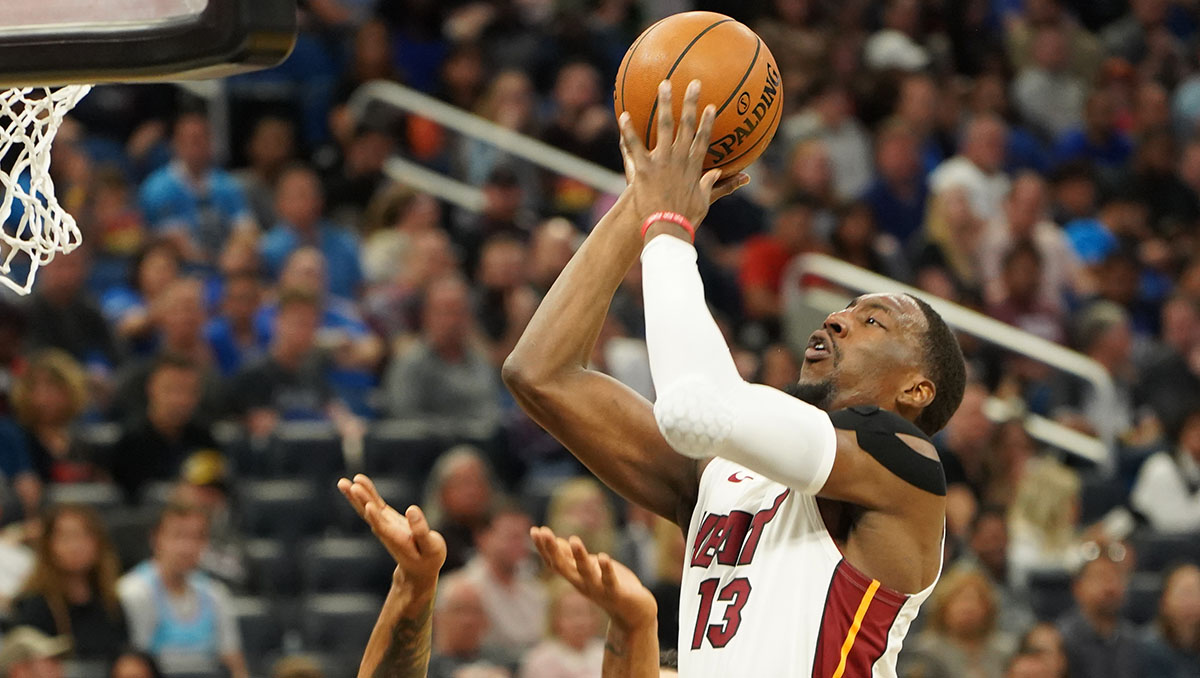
xmin=811 ymin=560 xmax=907 ymax=678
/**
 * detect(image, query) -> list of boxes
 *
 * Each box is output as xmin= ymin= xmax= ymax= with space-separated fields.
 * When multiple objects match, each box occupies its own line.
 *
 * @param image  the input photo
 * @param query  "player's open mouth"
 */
xmin=805 ymin=331 xmax=832 ymax=362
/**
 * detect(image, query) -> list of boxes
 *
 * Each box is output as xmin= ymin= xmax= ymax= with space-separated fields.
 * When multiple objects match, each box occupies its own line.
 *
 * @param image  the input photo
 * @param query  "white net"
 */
xmin=0 ymin=84 xmax=92 ymax=295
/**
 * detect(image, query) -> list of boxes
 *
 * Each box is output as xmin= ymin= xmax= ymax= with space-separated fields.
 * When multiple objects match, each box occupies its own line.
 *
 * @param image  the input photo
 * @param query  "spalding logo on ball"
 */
xmin=614 ymin=11 xmax=783 ymax=176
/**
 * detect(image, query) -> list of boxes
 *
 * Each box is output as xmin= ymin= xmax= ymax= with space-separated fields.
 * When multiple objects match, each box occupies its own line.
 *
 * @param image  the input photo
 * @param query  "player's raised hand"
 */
xmin=338 ymin=474 xmax=446 ymax=586
xmin=617 ymin=78 xmax=748 ymax=230
xmin=531 ymin=525 xmax=657 ymax=629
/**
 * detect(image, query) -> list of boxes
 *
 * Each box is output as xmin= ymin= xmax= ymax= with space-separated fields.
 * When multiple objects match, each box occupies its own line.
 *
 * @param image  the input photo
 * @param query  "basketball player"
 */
xmin=504 ymin=80 xmax=966 ymax=676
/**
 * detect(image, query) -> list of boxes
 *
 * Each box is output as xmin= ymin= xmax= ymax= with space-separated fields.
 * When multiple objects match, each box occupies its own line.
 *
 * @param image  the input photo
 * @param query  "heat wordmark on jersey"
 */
xmin=679 ymin=458 xmax=941 ymax=678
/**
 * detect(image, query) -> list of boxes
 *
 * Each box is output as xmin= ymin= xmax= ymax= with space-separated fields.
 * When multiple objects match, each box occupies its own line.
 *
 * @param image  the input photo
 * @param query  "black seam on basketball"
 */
xmin=709 ymin=96 xmax=782 ymax=169
xmin=643 ymin=18 xmax=735 ymax=143
xmin=619 ymin=17 xmax=668 ymax=114
xmin=714 ymin=37 xmax=762 ymax=117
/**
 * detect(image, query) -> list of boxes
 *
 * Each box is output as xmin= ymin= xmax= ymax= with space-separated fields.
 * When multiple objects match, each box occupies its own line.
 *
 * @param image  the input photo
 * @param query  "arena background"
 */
xmin=1 ymin=1 xmax=1199 ymax=677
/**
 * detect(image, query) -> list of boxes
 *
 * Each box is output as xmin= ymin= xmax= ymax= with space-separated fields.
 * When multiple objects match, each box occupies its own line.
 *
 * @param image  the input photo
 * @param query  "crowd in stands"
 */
xmin=3 ymin=1 xmax=1200 ymax=677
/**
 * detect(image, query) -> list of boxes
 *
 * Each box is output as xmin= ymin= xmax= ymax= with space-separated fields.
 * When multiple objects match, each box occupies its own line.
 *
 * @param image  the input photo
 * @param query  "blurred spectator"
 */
xmin=233 ymin=116 xmax=297 ymax=230
xmin=458 ymin=167 xmax=537 ymax=276
xmin=929 ymin=114 xmax=1011 ymax=223
xmin=916 ymin=185 xmax=987 ymax=297
xmin=1005 ymin=0 xmax=1103 ymax=84
xmin=204 ymin=272 xmax=265 ymax=377
xmin=860 ymin=118 xmax=928 ymax=247
xmin=863 ymin=0 xmax=931 ymax=73
xmin=171 ymin=452 xmax=246 ymax=589
xmin=0 ymin=626 xmax=69 ymax=678
xmin=87 ymin=168 xmax=150 ymax=278
xmin=460 ymin=71 xmax=540 ymax=190
xmin=260 ymin=164 xmax=363 ymax=299
xmin=1048 ymin=161 xmax=1100 ymax=225
xmin=980 ymin=172 xmax=1082 ymax=314
xmin=892 ymin=73 xmax=946 ymax=174
xmin=11 ymin=350 xmax=97 ymax=484
xmin=526 ymin=219 xmax=578 ymax=298
xmin=546 ymin=478 xmax=616 ymax=557
xmin=541 ymin=61 xmax=619 ymax=171
xmin=783 ymin=139 xmax=837 ymax=234
xmin=12 ymin=504 xmax=128 ymax=658
xmin=1101 ymin=0 xmax=1183 ymax=71
xmin=366 ymin=228 xmax=459 ymax=338
xmin=427 ymin=576 xmax=513 ymax=678
xmin=1130 ymin=406 xmax=1200 ymax=533
xmin=422 ymin=445 xmax=499 ymax=573
xmin=109 ymin=353 xmax=214 ymax=503
xmin=100 ymin=239 xmax=183 ymax=358
xmin=1141 ymin=563 xmax=1200 ymax=677
xmin=323 ymin=122 xmax=395 ymax=225
xmin=753 ymin=0 xmax=829 ymax=102
xmin=1135 ymin=295 xmax=1200 ymax=435
xmin=615 ymin=502 xmax=660 ymax=586
xmin=518 ymin=581 xmax=604 ymax=678
xmin=455 ymin=504 xmax=547 ymax=659
xmin=360 ymin=185 xmax=443 ymax=289
xmin=1057 ymin=553 xmax=1145 ymax=678
xmin=828 ymin=201 xmax=909 ymax=281
xmin=959 ymin=506 xmax=1037 ymax=636
xmin=23 ymin=249 xmax=119 ymax=375
xmin=1008 ymin=458 xmax=1082 ymax=588
xmin=739 ymin=199 xmax=824 ymax=323
xmin=1127 ymin=129 xmax=1197 ymax=240
xmin=384 ymin=275 xmax=500 ymax=430
xmin=1012 ymin=24 xmax=1087 ymax=140
xmin=229 ymin=290 xmax=360 ymax=439
xmin=476 ymin=235 xmax=539 ymax=368
xmin=1018 ymin=622 xmax=1070 ymax=678
xmin=782 ymin=79 xmax=872 ymax=201
xmin=1052 ymin=90 xmax=1133 ymax=175
xmin=138 ymin=112 xmax=257 ymax=263
xmin=118 ymin=502 xmax=247 ymax=678
xmin=110 ymin=278 xmax=223 ymax=425
xmin=987 ymin=242 xmax=1066 ymax=344
xmin=108 ymin=650 xmax=163 ymax=678
xmin=905 ymin=565 xmax=1017 ymax=678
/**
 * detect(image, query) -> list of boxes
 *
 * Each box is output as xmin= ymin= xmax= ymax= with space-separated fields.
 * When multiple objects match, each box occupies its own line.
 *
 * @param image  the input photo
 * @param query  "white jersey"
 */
xmin=678 ymin=457 xmax=941 ymax=678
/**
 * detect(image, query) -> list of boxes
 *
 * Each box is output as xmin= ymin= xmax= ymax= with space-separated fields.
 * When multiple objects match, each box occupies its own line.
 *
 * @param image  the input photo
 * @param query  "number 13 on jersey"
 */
xmin=692 ymin=577 xmax=752 ymax=649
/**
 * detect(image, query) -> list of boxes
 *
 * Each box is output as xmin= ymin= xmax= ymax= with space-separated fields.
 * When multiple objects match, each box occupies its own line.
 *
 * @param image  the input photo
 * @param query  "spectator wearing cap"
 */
xmin=863 ymin=0 xmax=930 ymax=73
xmin=1056 ymin=552 xmax=1149 ymax=678
xmin=0 ymin=626 xmax=69 ymax=678
xmin=260 ymin=163 xmax=363 ymax=300
xmin=138 ymin=112 xmax=257 ymax=264
xmin=109 ymin=354 xmax=216 ymax=503
xmin=170 ymin=452 xmax=247 ymax=589
xmin=118 ymin=502 xmax=247 ymax=678
xmin=383 ymin=275 xmax=500 ymax=431
xmin=1130 ymin=406 xmax=1200 ymax=534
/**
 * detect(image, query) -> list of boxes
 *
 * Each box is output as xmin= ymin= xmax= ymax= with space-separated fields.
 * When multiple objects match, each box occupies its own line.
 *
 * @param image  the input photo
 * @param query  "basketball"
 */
xmin=614 ymin=11 xmax=782 ymax=176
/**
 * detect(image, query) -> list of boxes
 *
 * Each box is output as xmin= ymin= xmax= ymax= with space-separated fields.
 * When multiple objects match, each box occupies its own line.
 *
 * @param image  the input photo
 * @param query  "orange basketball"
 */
xmin=614 ymin=11 xmax=782 ymax=176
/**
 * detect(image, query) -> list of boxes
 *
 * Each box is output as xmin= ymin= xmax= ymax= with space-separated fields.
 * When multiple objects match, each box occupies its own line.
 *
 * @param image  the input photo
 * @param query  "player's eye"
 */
xmin=866 ymin=316 xmax=877 ymax=325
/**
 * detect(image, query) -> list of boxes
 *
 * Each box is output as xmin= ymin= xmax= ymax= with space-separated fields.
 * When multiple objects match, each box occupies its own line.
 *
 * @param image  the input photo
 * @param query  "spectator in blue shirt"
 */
xmin=259 ymin=164 xmax=363 ymax=299
xmin=204 ymin=272 xmax=265 ymax=377
xmin=139 ymin=113 xmax=257 ymax=264
xmin=1052 ymin=90 xmax=1133 ymax=176
xmin=860 ymin=118 xmax=929 ymax=247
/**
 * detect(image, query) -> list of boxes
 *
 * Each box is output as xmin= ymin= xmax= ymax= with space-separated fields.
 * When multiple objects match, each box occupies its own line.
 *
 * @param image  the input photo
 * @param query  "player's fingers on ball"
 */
xmin=710 ymin=172 xmax=750 ymax=201
xmin=655 ymin=80 xmax=673 ymax=152
xmin=689 ymin=105 xmax=716 ymax=167
xmin=676 ymin=80 xmax=700 ymax=156
xmin=618 ymin=136 xmax=636 ymax=182
xmin=699 ymin=168 xmax=722 ymax=200
xmin=618 ymin=112 xmax=649 ymax=160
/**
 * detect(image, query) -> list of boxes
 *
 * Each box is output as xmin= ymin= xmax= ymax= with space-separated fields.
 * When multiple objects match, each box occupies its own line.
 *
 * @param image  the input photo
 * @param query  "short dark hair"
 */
xmin=154 ymin=500 xmax=208 ymax=533
xmin=907 ymin=295 xmax=966 ymax=435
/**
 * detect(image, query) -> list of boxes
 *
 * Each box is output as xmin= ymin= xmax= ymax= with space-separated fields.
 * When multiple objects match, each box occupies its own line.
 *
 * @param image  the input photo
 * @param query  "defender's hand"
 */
xmin=338 ymin=474 xmax=447 ymax=587
xmin=531 ymin=526 xmax=657 ymax=629
xmin=618 ymin=79 xmax=748 ymax=232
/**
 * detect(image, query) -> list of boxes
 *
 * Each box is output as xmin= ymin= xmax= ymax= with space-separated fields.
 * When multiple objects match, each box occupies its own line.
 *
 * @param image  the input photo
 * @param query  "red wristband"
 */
xmin=641 ymin=211 xmax=695 ymax=241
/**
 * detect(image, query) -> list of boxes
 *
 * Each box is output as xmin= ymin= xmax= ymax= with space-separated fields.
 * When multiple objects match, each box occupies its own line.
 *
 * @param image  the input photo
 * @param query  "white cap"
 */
xmin=865 ymin=30 xmax=930 ymax=72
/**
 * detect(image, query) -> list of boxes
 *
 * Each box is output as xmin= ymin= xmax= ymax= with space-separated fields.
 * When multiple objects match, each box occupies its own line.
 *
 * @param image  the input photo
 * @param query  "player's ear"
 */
xmin=898 ymin=375 xmax=935 ymax=412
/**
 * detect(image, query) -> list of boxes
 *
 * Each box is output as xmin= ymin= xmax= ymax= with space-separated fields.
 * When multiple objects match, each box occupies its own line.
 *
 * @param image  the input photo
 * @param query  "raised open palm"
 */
xmin=338 ymin=474 xmax=446 ymax=585
xmin=531 ymin=525 xmax=657 ymax=628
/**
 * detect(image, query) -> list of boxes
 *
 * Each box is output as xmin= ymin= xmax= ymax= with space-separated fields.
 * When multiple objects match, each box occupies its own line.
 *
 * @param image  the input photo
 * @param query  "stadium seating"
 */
xmin=233 ymin=596 xmax=285 ymax=662
xmin=1124 ymin=572 xmax=1163 ymax=625
xmin=236 ymin=479 xmax=325 ymax=542
xmin=363 ymin=420 xmax=445 ymax=484
xmin=104 ymin=506 xmax=156 ymax=570
xmin=327 ymin=476 xmax=419 ymax=535
xmin=301 ymin=593 xmax=384 ymax=653
xmin=45 ymin=482 xmax=123 ymax=514
xmin=245 ymin=537 xmax=299 ymax=597
xmin=1130 ymin=532 xmax=1200 ymax=573
xmin=268 ymin=421 xmax=346 ymax=481
xmin=1079 ymin=478 xmax=1128 ymax=525
xmin=301 ymin=536 xmax=392 ymax=594
xmin=1027 ymin=569 xmax=1075 ymax=621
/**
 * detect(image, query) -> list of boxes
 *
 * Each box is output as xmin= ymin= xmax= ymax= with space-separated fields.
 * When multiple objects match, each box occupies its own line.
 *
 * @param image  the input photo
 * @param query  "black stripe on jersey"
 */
xmin=829 ymin=406 xmax=946 ymax=496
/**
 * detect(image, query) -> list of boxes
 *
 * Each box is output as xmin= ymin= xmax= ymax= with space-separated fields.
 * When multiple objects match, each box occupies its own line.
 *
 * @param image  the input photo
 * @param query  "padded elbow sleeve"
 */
xmin=653 ymin=376 xmax=838 ymax=494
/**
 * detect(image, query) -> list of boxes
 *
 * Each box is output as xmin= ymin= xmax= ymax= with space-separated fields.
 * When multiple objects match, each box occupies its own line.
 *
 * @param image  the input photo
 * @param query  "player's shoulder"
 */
xmin=829 ymin=406 xmax=945 ymax=496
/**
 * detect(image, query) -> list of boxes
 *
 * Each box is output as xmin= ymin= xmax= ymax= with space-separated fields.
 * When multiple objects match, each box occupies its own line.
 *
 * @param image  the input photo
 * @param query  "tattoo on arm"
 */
xmin=372 ymin=597 xmax=434 ymax=678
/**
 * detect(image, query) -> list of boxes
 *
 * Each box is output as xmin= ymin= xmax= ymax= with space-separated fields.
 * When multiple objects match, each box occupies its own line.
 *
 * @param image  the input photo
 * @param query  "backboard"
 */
xmin=0 ymin=0 xmax=296 ymax=87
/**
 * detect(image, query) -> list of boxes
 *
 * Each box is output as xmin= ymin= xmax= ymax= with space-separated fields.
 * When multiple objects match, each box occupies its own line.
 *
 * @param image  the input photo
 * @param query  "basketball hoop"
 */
xmin=0 ymin=84 xmax=91 ymax=295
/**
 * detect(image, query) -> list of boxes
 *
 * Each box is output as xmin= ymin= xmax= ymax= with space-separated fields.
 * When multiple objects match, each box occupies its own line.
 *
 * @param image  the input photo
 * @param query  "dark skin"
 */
xmin=505 ymin=80 xmax=945 ymax=594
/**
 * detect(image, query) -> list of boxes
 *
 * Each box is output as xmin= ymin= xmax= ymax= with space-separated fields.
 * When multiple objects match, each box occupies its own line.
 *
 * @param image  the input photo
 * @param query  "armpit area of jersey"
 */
xmin=829 ymin=406 xmax=947 ymax=496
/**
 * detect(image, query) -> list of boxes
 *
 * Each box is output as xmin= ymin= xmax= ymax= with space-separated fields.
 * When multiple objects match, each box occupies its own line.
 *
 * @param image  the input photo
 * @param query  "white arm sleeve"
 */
xmin=641 ymin=235 xmax=837 ymax=494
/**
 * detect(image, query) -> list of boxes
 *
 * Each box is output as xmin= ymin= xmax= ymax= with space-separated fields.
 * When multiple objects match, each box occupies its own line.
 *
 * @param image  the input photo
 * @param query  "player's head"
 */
xmin=793 ymin=293 xmax=965 ymax=435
